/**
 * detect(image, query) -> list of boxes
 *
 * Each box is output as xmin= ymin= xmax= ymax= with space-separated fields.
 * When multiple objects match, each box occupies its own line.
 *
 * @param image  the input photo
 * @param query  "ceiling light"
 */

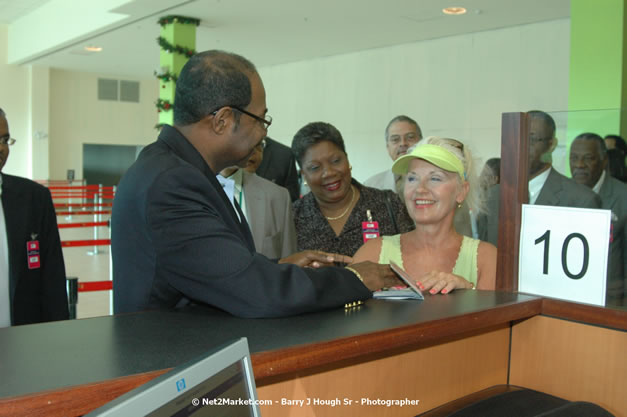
xmin=84 ymin=46 xmax=103 ymax=52
xmin=442 ymin=7 xmax=467 ymax=15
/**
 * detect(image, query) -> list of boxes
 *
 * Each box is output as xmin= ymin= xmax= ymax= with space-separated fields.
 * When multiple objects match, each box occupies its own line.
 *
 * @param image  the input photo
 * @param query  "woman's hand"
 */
xmin=279 ymin=250 xmax=353 ymax=268
xmin=417 ymin=271 xmax=474 ymax=294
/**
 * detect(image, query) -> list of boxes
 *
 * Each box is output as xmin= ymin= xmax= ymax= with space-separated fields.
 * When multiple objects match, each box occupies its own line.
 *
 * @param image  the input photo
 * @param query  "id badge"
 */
xmin=27 ymin=240 xmax=41 ymax=269
xmin=362 ymin=221 xmax=380 ymax=243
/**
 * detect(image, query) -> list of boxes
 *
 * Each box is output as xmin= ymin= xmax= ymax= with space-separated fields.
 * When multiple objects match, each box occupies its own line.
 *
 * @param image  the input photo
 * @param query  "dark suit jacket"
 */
xmin=2 ymin=174 xmax=68 ymax=325
xmin=255 ymin=137 xmax=300 ymax=202
xmin=111 ymin=126 xmax=370 ymax=318
xmin=479 ymin=168 xmax=602 ymax=245
xmin=598 ymin=175 xmax=627 ymax=305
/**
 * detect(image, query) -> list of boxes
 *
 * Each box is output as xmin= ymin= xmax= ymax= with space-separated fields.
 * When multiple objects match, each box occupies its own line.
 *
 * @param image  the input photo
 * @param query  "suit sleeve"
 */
xmin=146 ymin=166 xmax=370 ymax=318
xmin=279 ymin=187 xmax=298 ymax=258
xmin=39 ymin=187 xmax=69 ymax=321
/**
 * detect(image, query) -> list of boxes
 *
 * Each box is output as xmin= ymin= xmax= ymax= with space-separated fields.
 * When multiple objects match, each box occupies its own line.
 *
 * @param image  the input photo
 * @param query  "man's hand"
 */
xmin=279 ymin=250 xmax=353 ymax=268
xmin=348 ymin=262 xmax=402 ymax=291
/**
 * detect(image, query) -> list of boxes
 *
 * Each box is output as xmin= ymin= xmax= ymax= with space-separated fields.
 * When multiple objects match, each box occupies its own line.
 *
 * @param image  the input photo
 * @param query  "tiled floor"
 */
xmin=58 ymin=212 xmax=112 ymax=319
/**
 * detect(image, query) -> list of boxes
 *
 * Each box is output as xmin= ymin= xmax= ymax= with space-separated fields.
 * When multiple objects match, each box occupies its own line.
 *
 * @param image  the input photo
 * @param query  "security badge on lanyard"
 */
xmin=27 ymin=233 xmax=41 ymax=270
xmin=362 ymin=210 xmax=380 ymax=243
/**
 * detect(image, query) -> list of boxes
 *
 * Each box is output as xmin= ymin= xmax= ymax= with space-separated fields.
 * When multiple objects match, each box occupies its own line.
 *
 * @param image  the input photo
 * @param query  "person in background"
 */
xmin=0 ymin=107 xmax=68 ymax=326
xmin=478 ymin=110 xmax=601 ymax=245
xmin=255 ymin=136 xmax=300 ymax=201
xmin=354 ymin=137 xmax=496 ymax=293
xmin=480 ymin=158 xmax=501 ymax=191
xmin=570 ymin=132 xmax=626 ymax=306
xmin=604 ymin=134 xmax=627 ymax=182
xmin=292 ymin=121 xmax=415 ymax=257
xmin=112 ymin=51 xmax=400 ymax=318
xmin=365 ymin=115 xmax=422 ymax=194
xmin=218 ymin=138 xmax=297 ymax=259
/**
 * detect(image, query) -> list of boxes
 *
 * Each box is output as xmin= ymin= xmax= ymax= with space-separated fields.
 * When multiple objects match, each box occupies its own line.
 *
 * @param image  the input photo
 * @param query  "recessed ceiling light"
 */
xmin=84 ymin=46 xmax=103 ymax=52
xmin=443 ymin=7 xmax=467 ymax=15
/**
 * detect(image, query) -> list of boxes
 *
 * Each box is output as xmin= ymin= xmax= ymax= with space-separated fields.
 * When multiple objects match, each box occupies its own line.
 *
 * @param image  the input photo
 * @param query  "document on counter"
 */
xmin=373 ymin=262 xmax=424 ymax=300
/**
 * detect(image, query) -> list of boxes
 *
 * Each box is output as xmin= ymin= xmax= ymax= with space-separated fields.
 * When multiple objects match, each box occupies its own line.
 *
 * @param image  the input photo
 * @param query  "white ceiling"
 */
xmin=2 ymin=0 xmax=570 ymax=78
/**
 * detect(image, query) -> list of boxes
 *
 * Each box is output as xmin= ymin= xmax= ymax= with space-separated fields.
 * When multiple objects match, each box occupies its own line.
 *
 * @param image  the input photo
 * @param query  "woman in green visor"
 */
xmin=353 ymin=136 xmax=496 ymax=294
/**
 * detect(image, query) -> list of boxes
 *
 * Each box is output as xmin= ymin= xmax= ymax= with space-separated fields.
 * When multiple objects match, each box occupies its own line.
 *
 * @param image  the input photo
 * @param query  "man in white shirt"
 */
xmin=570 ymin=132 xmax=626 ymax=305
xmin=478 ymin=111 xmax=601 ymax=245
xmin=364 ymin=115 xmax=422 ymax=193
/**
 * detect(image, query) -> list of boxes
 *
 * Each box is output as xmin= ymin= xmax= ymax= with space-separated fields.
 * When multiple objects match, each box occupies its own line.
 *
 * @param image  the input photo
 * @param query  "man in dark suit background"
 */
xmin=256 ymin=136 xmax=300 ymax=201
xmin=478 ymin=110 xmax=601 ymax=245
xmin=570 ymin=132 xmax=627 ymax=306
xmin=0 ymin=107 xmax=68 ymax=326
xmin=111 ymin=51 xmax=398 ymax=318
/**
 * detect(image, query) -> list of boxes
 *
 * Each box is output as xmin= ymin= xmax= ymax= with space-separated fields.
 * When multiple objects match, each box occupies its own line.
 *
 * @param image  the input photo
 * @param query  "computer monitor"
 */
xmin=86 ymin=338 xmax=262 ymax=417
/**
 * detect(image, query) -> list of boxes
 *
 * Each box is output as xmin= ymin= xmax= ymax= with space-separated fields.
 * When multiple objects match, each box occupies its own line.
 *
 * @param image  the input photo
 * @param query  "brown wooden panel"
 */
xmin=510 ymin=315 xmax=627 ymax=416
xmin=257 ymin=327 xmax=511 ymax=417
xmin=0 ymin=369 xmax=170 ymax=417
xmin=541 ymin=298 xmax=627 ymax=331
xmin=496 ymin=112 xmax=529 ymax=291
xmin=252 ymin=297 xmax=541 ymax=380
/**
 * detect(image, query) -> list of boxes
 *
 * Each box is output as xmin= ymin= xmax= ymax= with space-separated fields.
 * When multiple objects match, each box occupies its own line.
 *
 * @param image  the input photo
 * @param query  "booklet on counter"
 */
xmin=373 ymin=261 xmax=424 ymax=300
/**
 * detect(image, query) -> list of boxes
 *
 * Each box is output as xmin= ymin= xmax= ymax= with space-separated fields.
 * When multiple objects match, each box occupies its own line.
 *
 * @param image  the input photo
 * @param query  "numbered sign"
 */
xmin=518 ymin=204 xmax=611 ymax=306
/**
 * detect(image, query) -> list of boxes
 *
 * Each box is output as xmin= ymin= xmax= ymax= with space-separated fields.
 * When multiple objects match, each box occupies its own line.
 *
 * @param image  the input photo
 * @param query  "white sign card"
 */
xmin=518 ymin=204 xmax=611 ymax=306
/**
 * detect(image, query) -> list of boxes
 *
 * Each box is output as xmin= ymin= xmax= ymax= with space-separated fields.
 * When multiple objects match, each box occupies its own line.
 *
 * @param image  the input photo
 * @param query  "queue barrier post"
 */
xmin=66 ymin=277 xmax=78 ymax=319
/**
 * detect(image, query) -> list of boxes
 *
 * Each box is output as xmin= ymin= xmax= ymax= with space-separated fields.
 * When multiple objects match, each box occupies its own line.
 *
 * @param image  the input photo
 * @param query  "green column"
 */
xmin=158 ymin=20 xmax=196 ymax=126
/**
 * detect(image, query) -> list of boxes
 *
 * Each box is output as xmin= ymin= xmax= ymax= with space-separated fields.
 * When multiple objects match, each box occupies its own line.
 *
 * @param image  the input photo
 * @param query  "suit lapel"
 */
xmin=242 ymin=172 xmax=265 ymax=247
xmin=2 ymin=175 xmax=26 ymax=303
xmin=535 ymin=169 xmax=562 ymax=206
xmin=599 ymin=176 xmax=617 ymax=210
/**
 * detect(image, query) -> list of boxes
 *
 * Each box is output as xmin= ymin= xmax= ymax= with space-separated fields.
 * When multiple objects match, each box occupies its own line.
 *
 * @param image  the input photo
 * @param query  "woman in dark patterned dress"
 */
xmin=291 ymin=122 xmax=415 ymax=258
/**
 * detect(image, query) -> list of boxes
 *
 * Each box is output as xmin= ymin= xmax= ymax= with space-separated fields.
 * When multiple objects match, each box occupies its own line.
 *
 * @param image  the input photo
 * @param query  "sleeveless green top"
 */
xmin=378 ymin=234 xmax=479 ymax=286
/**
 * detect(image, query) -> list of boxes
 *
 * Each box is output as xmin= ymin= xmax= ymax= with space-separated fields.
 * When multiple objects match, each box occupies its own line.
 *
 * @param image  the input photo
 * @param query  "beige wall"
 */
xmin=0 ymin=24 xmax=33 ymax=178
xmin=259 ymin=19 xmax=571 ymax=183
xmin=48 ymin=70 xmax=158 ymax=181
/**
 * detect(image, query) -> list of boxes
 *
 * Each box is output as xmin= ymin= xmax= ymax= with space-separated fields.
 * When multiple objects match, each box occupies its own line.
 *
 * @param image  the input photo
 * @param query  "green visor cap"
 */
xmin=391 ymin=143 xmax=465 ymax=181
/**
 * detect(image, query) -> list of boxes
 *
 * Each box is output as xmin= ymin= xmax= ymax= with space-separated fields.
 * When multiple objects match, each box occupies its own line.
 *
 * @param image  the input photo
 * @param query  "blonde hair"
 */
xmin=408 ymin=136 xmax=485 ymax=214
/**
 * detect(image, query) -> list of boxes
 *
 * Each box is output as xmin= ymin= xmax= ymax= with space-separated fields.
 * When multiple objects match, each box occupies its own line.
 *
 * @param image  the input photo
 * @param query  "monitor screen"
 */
xmin=87 ymin=338 xmax=261 ymax=417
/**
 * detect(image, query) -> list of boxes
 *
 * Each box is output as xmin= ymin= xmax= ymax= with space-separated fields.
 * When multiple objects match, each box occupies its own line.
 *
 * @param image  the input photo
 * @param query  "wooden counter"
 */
xmin=0 ymin=291 xmax=624 ymax=416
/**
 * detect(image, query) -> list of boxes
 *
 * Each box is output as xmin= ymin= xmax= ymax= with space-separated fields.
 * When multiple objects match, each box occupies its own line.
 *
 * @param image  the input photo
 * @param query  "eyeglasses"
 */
xmin=212 ymin=106 xmax=272 ymax=130
xmin=254 ymin=139 xmax=267 ymax=151
xmin=0 ymin=135 xmax=16 ymax=146
xmin=529 ymin=136 xmax=552 ymax=144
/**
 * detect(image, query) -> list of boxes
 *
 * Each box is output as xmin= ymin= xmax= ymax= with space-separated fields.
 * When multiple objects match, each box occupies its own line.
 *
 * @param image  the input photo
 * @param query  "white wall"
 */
xmin=0 ymin=24 xmax=33 ymax=178
xmin=259 ymin=19 xmax=571 ymax=183
xmin=48 ymin=70 xmax=158 ymax=180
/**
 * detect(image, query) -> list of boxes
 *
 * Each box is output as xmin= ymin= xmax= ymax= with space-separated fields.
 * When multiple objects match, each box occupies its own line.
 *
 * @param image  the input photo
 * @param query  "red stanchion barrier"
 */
xmin=61 ymin=239 xmax=111 ymax=248
xmin=54 ymin=203 xmax=113 ymax=208
xmin=78 ymin=281 xmax=113 ymax=292
xmin=58 ymin=222 xmax=109 ymax=229
xmin=56 ymin=210 xmax=112 ymax=216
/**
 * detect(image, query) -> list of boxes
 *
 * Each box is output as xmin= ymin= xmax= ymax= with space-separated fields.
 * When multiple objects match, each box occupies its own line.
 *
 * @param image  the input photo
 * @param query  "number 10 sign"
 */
xmin=518 ymin=204 xmax=611 ymax=306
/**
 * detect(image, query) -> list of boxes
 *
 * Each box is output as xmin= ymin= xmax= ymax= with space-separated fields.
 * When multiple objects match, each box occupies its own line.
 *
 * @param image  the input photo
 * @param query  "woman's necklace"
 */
xmin=324 ymin=185 xmax=356 ymax=221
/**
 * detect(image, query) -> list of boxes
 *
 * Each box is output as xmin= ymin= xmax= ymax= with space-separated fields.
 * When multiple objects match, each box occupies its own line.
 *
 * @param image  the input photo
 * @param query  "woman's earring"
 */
xmin=457 ymin=202 xmax=462 ymax=208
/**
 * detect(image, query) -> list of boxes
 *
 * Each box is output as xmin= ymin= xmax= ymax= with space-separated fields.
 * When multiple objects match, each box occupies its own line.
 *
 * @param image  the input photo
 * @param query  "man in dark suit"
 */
xmin=0 ymin=107 xmax=68 ymax=326
xmin=479 ymin=111 xmax=601 ymax=245
xmin=570 ymin=132 xmax=627 ymax=306
xmin=111 ymin=51 xmax=398 ymax=318
xmin=256 ymin=136 xmax=300 ymax=201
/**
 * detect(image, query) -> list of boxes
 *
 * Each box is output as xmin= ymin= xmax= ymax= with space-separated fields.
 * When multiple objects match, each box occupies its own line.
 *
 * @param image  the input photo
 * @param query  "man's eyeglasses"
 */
xmin=254 ymin=139 xmax=267 ymax=151
xmin=529 ymin=136 xmax=552 ymax=144
xmin=212 ymin=106 xmax=272 ymax=130
xmin=0 ymin=135 xmax=16 ymax=146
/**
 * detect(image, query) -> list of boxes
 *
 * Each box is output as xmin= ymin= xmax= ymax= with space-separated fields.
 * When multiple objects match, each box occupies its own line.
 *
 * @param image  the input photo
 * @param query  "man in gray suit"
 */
xmin=219 ymin=139 xmax=297 ymax=259
xmin=479 ymin=111 xmax=601 ymax=245
xmin=570 ymin=132 xmax=626 ymax=306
